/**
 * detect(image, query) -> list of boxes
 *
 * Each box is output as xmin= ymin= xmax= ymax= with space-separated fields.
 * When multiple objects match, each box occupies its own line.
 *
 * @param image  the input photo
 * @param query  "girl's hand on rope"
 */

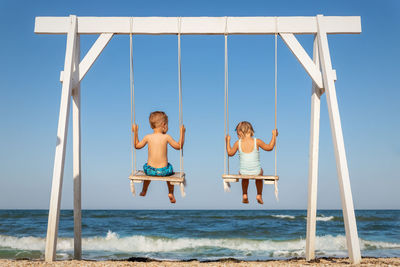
xmin=225 ymin=135 xmax=231 ymax=144
xmin=272 ymin=129 xmax=278 ymax=137
xmin=132 ymin=124 xmax=138 ymax=133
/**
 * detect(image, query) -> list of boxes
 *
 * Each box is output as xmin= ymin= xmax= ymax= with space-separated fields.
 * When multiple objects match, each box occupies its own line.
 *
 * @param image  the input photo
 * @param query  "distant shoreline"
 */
xmin=2 ymin=257 xmax=400 ymax=266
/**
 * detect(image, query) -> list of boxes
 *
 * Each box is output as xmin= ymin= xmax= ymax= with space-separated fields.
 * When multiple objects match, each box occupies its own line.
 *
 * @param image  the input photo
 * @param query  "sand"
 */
xmin=1 ymin=258 xmax=400 ymax=267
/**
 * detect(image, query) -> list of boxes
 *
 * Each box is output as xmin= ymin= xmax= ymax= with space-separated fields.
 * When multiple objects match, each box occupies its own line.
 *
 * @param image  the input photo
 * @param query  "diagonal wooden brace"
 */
xmin=60 ymin=33 xmax=113 ymax=86
xmin=280 ymin=33 xmax=324 ymax=89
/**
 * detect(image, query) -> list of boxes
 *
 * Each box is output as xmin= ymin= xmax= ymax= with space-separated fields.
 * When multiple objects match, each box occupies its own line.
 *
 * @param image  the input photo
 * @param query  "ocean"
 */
xmin=0 ymin=210 xmax=399 ymax=261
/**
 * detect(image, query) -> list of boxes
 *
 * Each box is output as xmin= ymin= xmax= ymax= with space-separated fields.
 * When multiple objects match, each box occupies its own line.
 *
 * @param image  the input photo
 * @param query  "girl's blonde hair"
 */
xmin=235 ymin=121 xmax=254 ymax=137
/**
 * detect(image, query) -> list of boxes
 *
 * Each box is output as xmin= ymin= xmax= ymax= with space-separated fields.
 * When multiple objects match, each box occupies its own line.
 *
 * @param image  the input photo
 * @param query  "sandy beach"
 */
xmin=1 ymin=258 xmax=400 ymax=267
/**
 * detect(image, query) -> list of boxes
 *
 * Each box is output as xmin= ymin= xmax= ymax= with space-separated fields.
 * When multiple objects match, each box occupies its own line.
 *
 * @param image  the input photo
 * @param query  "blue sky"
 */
xmin=0 ymin=0 xmax=399 ymax=210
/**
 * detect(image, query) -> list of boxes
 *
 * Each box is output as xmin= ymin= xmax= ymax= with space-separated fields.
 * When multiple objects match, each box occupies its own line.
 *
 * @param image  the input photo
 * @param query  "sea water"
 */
xmin=0 ymin=210 xmax=399 ymax=261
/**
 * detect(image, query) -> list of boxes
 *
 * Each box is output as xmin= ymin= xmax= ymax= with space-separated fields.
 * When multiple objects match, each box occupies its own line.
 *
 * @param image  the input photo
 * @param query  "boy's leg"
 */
xmin=256 ymin=169 xmax=264 ymax=204
xmin=241 ymin=179 xmax=249 ymax=204
xmin=140 ymin=180 xmax=151 ymax=196
xmin=167 ymin=181 xmax=176 ymax=204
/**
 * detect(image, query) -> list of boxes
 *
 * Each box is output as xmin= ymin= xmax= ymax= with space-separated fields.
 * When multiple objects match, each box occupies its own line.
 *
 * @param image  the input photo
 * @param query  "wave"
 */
xmin=1 ymin=231 xmax=399 ymax=257
xmin=271 ymin=215 xmax=296 ymax=219
xmin=316 ymin=216 xmax=335 ymax=221
xmin=270 ymin=214 xmax=335 ymax=221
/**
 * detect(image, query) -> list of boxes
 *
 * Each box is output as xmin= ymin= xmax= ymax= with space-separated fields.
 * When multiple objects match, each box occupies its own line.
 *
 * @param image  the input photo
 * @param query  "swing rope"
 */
xmin=130 ymin=17 xmax=137 ymax=175
xmin=224 ymin=17 xmax=229 ymax=176
xmin=274 ymin=17 xmax=278 ymax=201
xmin=274 ymin=19 xmax=278 ymax=178
xmin=222 ymin=17 xmax=231 ymax=192
xmin=178 ymin=17 xmax=184 ymax=178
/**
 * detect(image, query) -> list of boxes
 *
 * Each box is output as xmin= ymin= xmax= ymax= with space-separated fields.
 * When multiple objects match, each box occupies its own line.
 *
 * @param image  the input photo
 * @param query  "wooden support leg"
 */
xmin=45 ymin=15 xmax=78 ymax=262
xmin=306 ymin=35 xmax=321 ymax=261
xmin=72 ymin=34 xmax=82 ymax=260
xmin=316 ymin=15 xmax=361 ymax=264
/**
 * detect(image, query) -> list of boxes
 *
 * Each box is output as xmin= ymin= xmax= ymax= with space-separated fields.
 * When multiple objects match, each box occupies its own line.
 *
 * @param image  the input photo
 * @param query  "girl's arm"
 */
xmin=167 ymin=125 xmax=185 ymax=150
xmin=257 ymin=129 xmax=278 ymax=151
xmin=226 ymin=135 xmax=239 ymax=156
xmin=132 ymin=124 xmax=147 ymax=149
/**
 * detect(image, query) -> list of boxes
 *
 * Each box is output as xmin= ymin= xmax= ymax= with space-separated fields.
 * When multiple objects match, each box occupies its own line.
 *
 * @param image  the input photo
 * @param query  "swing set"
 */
xmin=34 ymin=15 xmax=362 ymax=263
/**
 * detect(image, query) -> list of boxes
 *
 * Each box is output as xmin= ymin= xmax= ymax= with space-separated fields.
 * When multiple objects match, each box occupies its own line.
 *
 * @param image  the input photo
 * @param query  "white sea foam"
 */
xmin=316 ymin=216 xmax=335 ymax=221
xmin=270 ymin=214 xmax=334 ymax=221
xmin=271 ymin=215 xmax=295 ymax=219
xmin=0 ymin=232 xmax=399 ymax=257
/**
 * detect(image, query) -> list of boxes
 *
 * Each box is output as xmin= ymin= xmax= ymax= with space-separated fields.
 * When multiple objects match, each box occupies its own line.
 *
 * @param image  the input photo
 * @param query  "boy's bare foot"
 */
xmin=256 ymin=195 xmax=264 ymax=204
xmin=139 ymin=190 xmax=147 ymax=197
xmin=242 ymin=194 xmax=249 ymax=204
xmin=168 ymin=193 xmax=176 ymax=204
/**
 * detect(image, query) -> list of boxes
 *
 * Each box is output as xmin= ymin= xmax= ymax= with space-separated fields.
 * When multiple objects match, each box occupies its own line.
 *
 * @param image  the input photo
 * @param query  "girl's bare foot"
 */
xmin=256 ymin=194 xmax=264 ymax=204
xmin=139 ymin=190 xmax=147 ymax=197
xmin=242 ymin=194 xmax=249 ymax=204
xmin=168 ymin=193 xmax=176 ymax=204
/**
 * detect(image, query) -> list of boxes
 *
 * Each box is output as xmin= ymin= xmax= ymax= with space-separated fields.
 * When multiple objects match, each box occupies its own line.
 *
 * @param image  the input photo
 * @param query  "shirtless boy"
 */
xmin=132 ymin=111 xmax=185 ymax=203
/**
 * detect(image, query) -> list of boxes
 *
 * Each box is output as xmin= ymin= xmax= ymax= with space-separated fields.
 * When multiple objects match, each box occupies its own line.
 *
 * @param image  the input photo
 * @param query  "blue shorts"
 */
xmin=143 ymin=163 xmax=174 ymax=176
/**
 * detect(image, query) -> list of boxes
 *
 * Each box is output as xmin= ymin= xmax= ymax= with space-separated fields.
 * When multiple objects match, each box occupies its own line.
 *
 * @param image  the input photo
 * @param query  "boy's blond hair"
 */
xmin=235 ymin=121 xmax=254 ymax=137
xmin=149 ymin=111 xmax=168 ymax=129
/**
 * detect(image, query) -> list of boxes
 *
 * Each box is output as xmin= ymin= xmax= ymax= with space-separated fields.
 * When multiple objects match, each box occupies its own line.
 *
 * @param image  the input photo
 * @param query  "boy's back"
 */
xmin=145 ymin=132 xmax=170 ymax=168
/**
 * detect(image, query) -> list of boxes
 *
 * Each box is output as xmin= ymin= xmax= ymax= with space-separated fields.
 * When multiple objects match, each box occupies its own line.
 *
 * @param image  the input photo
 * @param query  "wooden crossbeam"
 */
xmin=35 ymin=16 xmax=361 ymax=35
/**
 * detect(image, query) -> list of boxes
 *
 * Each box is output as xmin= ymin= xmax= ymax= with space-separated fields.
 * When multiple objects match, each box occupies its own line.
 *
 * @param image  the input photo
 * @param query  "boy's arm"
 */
xmin=225 ymin=135 xmax=238 ymax=156
xmin=257 ymin=129 xmax=278 ymax=151
xmin=132 ymin=124 xmax=147 ymax=149
xmin=167 ymin=125 xmax=186 ymax=150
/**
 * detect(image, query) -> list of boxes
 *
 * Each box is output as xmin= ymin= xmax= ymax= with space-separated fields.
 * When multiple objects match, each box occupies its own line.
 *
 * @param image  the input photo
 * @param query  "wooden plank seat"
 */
xmin=222 ymin=174 xmax=279 ymax=200
xmin=222 ymin=174 xmax=279 ymax=184
xmin=129 ymin=171 xmax=186 ymax=197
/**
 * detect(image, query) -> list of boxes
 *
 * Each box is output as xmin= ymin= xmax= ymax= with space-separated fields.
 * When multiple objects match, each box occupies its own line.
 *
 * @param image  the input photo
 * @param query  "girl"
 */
xmin=225 ymin=121 xmax=278 ymax=204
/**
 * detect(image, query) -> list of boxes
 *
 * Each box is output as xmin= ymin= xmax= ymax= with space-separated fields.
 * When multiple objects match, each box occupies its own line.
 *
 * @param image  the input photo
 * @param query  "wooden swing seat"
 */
xmin=222 ymin=174 xmax=279 ymax=184
xmin=129 ymin=171 xmax=185 ymax=185
xmin=129 ymin=171 xmax=186 ymax=197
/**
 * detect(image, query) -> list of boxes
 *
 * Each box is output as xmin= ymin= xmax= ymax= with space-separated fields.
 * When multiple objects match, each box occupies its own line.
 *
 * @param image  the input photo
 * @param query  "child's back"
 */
xmin=225 ymin=121 xmax=277 ymax=204
xmin=238 ymin=137 xmax=261 ymax=176
xmin=132 ymin=111 xmax=185 ymax=203
xmin=146 ymin=132 xmax=170 ymax=168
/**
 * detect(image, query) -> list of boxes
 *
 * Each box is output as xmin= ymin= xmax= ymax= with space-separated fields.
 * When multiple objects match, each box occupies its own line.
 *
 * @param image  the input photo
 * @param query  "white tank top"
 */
xmin=238 ymin=138 xmax=261 ymax=175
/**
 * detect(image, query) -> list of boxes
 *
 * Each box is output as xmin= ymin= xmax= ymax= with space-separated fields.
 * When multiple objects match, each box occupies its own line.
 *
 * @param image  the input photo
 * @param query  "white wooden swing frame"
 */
xmin=35 ymin=15 xmax=362 ymax=263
